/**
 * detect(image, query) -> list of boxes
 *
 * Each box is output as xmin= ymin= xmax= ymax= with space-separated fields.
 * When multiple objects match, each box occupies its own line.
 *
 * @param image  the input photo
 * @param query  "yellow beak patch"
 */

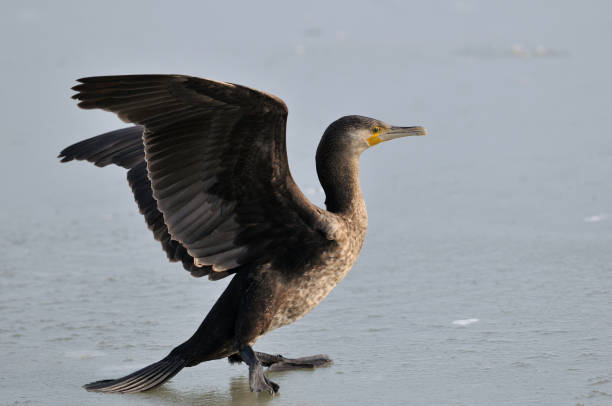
xmin=366 ymin=134 xmax=383 ymax=146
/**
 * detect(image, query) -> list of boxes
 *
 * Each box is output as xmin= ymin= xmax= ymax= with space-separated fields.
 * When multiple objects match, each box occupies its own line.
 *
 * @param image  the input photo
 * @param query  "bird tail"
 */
xmin=83 ymin=354 xmax=188 ymax=393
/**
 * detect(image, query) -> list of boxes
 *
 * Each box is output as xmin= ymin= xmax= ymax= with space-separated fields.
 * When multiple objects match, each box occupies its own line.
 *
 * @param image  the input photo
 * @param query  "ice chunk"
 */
xmin=452 ymin=318 xmax=479 ymax=326
xmin=584 ymin=214 xmax=608 ymax=223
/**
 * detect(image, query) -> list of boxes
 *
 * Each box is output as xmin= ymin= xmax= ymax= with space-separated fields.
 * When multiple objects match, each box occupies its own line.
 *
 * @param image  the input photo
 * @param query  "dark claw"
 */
xmin=266 ymin=378 xmax=280 ymax=393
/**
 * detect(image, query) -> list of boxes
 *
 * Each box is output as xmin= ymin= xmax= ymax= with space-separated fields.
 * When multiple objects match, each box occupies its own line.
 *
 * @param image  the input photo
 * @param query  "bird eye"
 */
xmin=372 ymin=126 xmax=381 ymax=134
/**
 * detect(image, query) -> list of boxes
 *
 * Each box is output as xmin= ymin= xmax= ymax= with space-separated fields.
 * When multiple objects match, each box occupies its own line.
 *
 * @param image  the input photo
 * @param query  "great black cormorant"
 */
xmin=59 ymin=74 xmax=426 ymax=394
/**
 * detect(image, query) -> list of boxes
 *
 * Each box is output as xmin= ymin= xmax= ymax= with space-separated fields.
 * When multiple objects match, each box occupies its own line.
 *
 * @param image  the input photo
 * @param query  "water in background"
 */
xmin=1 ymin=1 xmax=611 ymax=405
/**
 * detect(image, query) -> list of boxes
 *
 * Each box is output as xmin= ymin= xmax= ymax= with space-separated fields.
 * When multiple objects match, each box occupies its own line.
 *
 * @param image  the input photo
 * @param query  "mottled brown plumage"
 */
xmin=59 ymin=74 xmax=425 ymax=395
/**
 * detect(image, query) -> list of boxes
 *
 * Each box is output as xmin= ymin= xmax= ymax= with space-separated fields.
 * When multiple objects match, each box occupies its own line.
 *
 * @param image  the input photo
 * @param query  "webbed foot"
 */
xmin=249 ymin=363 xmax=279 ymax=393
xmin=239 ymin=345 xmax=279 ymax=394
xmin=266 ymin=354 xmax=332 ymax=371
xmin=229 ymin=351 xmax=333 ymax=371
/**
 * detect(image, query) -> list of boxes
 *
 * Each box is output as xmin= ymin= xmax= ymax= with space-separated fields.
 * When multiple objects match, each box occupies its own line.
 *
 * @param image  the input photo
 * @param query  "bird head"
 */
xmin=319 ymin=115 xmax=426 ymax=157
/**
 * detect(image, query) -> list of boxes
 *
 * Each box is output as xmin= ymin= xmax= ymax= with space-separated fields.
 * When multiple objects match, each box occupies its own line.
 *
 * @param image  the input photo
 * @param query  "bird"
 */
xmin=59 ymin=74 xmax=426 ymax=395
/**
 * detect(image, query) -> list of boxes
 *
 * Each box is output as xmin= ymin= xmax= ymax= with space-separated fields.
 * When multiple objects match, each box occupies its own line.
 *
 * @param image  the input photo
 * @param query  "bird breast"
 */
xmin=267 ymin=224 xmax=366 ymax=331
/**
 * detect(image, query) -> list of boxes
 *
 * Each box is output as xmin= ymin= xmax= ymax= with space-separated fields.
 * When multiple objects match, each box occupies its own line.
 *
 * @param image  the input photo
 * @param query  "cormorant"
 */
xmin=59 ymin=74 xmax=426 ymax=395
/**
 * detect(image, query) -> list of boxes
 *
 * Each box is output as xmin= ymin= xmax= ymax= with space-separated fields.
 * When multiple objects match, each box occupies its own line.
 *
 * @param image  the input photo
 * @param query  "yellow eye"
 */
xmin=372 ymin=126 xmax=381 ymax=134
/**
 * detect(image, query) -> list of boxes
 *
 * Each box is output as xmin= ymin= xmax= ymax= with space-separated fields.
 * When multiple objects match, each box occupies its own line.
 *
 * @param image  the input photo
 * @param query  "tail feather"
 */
xmin=83 ymin=356 xmax=187 ymax=393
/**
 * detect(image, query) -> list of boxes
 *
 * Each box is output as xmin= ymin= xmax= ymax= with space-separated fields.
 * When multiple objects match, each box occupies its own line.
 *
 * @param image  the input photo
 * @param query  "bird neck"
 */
xmin=316 ymin=153 xmax=366 ymax=219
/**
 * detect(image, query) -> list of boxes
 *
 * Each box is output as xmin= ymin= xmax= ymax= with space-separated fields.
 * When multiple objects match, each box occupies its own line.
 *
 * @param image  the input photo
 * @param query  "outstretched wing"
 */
xmin=71 ymin=75 xmax=334 ymax=274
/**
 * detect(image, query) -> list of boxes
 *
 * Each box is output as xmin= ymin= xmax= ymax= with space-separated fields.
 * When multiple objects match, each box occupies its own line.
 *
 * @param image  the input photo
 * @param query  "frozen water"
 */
xmin=1 ymin=1 xmax=612 ymax=405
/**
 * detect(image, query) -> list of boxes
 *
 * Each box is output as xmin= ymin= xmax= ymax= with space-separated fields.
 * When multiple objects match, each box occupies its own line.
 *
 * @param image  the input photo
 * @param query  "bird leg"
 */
xmin=230 ymin=351 xmax=332 ymax=372
xmin=238 ymin=345 xmax=279 ymax=394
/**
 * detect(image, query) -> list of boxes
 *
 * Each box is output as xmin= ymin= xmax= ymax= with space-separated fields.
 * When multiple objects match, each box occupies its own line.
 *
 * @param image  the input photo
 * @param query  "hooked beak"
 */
xmin=367 ymin=126 xmax=427 ymax=146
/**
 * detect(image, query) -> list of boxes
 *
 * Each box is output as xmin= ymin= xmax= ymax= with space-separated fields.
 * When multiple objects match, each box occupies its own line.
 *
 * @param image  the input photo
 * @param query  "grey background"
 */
xmin=1 ymin=1 xmax=611 ymax=405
